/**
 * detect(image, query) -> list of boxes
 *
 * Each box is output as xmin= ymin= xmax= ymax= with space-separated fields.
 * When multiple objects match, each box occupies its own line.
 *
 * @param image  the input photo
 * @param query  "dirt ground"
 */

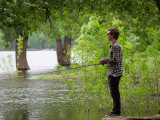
xmin=102 ymin=114 xmax=160 ymax=120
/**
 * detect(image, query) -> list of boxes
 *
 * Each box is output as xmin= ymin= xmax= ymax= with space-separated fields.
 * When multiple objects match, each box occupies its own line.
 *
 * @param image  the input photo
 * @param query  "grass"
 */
xmin=36 ymin=73 xmax=63 ymax=80
xmin=36 ymin=72 xmax=83 ymax=80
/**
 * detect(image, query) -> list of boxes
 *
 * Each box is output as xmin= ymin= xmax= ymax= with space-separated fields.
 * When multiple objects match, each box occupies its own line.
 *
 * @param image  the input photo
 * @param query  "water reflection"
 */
xmin=0 ymin=78 xmax=158 ymax=120
xmin=17 ymin=70 xmax=29 ymax=79
xmin=3 ymin=107 xmax=29 ymax=120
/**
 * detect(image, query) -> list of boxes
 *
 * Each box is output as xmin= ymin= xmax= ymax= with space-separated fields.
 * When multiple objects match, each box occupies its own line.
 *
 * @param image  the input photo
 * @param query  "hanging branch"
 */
xmin=99 ymin=0 xmax=102 ymax=16
xmin=155 ymin=0 xmax=160 ymax=12
xmin=76 ymin=2 xmax=81 ymax=19
xmin=45 ymin=6 xmax=52 ymax=27
xmin=64 ymin=0 xmax=69 ymax=7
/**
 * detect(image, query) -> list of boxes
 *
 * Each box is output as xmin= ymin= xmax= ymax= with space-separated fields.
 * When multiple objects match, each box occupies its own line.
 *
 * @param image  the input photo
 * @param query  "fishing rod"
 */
xmin=45 ymin=63 xmax=100 ymax=74
xmin=62 ymin=63 xmax=100 ymax=71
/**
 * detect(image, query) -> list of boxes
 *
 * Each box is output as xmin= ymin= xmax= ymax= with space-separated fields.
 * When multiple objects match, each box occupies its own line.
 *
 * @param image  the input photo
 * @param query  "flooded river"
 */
xmin=0 ymin=51 xmax=158 ymax=120
xmin=0 ymin=51 xmax=58 ymax=74
xmin=0 ymin=51 xmax=105 ymax=120
xmin=0 ymin=78 xmax=105 ymax=120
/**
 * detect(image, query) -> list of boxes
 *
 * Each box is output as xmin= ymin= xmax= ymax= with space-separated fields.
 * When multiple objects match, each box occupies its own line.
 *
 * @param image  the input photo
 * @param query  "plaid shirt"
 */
xmin=104 ymin=41 xmax=123 ymax=77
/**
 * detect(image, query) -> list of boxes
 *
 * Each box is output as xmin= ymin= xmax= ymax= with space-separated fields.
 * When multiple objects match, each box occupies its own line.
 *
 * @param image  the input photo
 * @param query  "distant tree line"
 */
xmin=28 ymin=32 xmax=56 ymax=50
xmin=0 ymin=31 xmax=56 ymax=51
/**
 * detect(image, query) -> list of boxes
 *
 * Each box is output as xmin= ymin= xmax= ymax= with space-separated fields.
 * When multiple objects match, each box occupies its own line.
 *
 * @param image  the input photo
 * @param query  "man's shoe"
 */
xmin=105 ymin=112 xmax=113 ymax=117
xmin=105 ymin=113 xmax=121 ymax=117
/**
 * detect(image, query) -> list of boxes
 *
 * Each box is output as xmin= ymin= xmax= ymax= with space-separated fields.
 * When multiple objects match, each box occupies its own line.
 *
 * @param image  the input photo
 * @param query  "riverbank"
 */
xmin=102 ymin=114 xmax=160 ymax=120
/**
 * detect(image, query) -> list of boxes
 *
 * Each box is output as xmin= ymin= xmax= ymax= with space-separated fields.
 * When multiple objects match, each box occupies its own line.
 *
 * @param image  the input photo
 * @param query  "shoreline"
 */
xmin=102 ymin=114 xmax=160 ymax=120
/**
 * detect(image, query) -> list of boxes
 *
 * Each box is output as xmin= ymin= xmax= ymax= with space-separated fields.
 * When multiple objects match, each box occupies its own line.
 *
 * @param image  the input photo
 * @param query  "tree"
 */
xmin=0 ymin=0 xmax=45 ymax=70
xmin=43 ymin=0 xmax=160 ymax=65
xmin=1 ymin=0 xmax=160 ymax=69
xmin=40 ymin=11 xmax=88 ymax=66
xmin=155 ymin=0 xmax=160 ymax=12
xmin=56 ymin=36 xmax=71 ymax=66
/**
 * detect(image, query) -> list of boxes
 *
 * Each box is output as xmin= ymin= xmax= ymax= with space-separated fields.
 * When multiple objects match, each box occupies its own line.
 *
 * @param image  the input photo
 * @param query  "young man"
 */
xmin=99 ymin=28 xmax=123 ymax=117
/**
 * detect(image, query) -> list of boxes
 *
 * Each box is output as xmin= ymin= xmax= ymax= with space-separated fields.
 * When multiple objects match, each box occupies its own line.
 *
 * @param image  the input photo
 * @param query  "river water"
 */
xmin=0 ymin=51 xmax=159 ymax=120
xmin=0 ymin=51 xmax=58 ymax=74
xmin=0 ymin=51 xmax=106 ymax=120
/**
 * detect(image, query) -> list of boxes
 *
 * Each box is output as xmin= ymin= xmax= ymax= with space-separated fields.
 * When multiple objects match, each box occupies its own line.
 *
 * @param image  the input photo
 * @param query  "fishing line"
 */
xmin=58 ymin=63 xmax=99 ymax=72
xmin=42 ymin=63 xmax=100 ymax=74
xmin=57 ymin=63 xmax=100 ymax=83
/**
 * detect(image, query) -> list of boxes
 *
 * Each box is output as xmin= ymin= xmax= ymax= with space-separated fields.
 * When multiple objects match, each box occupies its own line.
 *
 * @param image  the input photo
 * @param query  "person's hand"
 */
xmin=98 ymin=58 xmax=105 ymax=65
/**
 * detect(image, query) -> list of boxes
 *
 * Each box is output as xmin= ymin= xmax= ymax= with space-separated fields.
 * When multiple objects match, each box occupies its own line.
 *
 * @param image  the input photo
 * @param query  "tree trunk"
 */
xmin=155 ymin=0 xmax=160 ymax=12
xmin=56 ymin=36 xmax=71 ymax=66
xmin=63 ymin=36 xmax=71 ymax=66
xmin=11 ymin=39 xmax=15 ymax=50
xmin=41 ymin=40 xmax=46 ymax=49
xmin=16 ymin=27 xmax=30 ymax=70
xmin=56 ymin=38 xmax=64 ymax=65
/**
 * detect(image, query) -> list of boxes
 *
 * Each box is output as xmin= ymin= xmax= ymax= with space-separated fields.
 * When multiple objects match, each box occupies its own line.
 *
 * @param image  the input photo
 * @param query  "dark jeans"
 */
xmin=108 ymin=75 xmax=121 ymax=115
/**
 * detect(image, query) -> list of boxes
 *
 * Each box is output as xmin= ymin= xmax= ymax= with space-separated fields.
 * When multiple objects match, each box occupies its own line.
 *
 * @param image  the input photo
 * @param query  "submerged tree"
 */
xmin=56 ymin=36 xmax=71 ymax=66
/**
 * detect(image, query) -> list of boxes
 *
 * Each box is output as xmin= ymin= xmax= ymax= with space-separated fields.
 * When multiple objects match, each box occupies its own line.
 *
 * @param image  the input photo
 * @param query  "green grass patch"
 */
xmin=36 ymin=72 xmax=83 ymax=80
xmin=36 ymin=73 xmax=63 ymax=80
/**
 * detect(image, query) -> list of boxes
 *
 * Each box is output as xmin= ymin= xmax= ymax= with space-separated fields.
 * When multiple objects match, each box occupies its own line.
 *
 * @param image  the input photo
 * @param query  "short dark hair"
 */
xmin=108 ymin=28 xmax=119 ymax=40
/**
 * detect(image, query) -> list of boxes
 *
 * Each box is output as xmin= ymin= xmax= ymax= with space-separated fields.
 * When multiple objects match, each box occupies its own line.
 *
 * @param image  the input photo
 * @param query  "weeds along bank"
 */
xmin=36 ymin=16 xmax=160 ymax=116
xmin=57 ymin=16 xmax=160 ymax=116
xmin=58 ymin=56 xmax=159 ymax=116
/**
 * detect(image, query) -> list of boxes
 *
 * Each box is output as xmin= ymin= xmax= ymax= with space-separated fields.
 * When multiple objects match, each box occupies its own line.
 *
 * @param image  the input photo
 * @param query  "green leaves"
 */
xmin=61 ymin=12 xmax=160 ymax=112
xmin=16 ymin=35 xmax=23 ymax=59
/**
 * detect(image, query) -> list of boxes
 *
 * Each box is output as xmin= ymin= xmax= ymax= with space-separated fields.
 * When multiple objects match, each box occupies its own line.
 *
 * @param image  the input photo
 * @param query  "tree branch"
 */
xmin=155 ymin=0 xmax=160 ymax=12
xmin=64 ymin=0 xmax=69 ymax=7
xmin=76 ymin=2 xmax=81 ymax=19
xmin=45 ymin=6 xmax=52 ymax=27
